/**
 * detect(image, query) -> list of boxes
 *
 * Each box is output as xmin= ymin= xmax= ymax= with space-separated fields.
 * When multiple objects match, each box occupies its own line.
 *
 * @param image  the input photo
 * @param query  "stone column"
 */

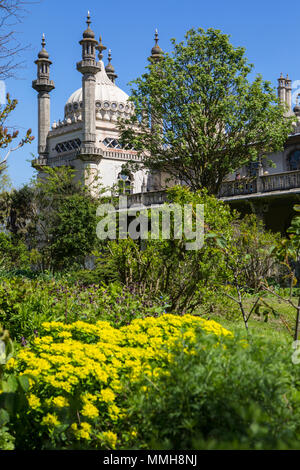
xmin=32 ymin=35 xmax=55 ymax=161
xmin=285 ymin=75 xmax=292 ymax=113
xmin=37 ymin=91 xmax=51 ymax=155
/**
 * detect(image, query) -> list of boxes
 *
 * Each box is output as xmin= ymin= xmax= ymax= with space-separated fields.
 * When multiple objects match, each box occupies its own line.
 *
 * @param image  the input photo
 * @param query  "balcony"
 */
xmin=219 ymin=170 xmax=300 ymax=200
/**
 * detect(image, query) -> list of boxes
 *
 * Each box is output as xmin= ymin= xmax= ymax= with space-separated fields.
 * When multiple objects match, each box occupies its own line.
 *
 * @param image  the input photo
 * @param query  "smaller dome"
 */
xmin=38 ymin=34 xmax=49 ymax=59
xmin=294 ymin=105 xmax=300 ymax=116
xmin=151 ymin=44 xmax=163 ymax=57
xmin=105 ymin=62 xmax=115 ymax=73
xmin=38 ymin=48 xmax=49 ymax=59
xmin=83 ymin=27 xmax=95 ymax=39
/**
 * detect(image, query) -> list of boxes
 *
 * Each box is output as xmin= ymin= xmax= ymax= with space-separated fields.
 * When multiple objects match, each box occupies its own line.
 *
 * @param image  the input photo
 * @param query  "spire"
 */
xmin=96 ymin=35 xmax=107 ymax=61
xmin=149 ymin=28 xmax=163 ymax=62
xmin=78 ymin=12 xmax=99 ymax=63
xmin=105 ymin=49 xmax=118 ymax=83
xmin=38 ymin=33 xmax=49 ymax=59
xmin=87 ymin=10 xmax=91 ymax=28
xmin=83 ymin=10 xmax=95 ymax=39
xmin=33 ymin=33 xmax=54 ymax=83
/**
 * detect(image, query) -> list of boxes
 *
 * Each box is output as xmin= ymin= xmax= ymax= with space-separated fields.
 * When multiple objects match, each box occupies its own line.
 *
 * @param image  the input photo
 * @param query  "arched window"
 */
xmin=287 ymin=150 xmax=300 ymax=171
xmin=118 ymin=172 xmax=133 ymax=195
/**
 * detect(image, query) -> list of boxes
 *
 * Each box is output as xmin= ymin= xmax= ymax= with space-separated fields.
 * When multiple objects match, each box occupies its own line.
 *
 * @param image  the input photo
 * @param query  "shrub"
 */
xmin=0 ymin=278 xmax=169 ymax=343
xmin=126 ymin=331 xmax=300 ymax=450
xmin=3 ymin=314 xmax=232 ymax=449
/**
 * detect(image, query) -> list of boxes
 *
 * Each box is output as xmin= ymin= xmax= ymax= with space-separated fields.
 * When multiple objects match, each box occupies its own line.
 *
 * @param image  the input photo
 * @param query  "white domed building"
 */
xmin=32 ymin=14 xmax=162 ymax=195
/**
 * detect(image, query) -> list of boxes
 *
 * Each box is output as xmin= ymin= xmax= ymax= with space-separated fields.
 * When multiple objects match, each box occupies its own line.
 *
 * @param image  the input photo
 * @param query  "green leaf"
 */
xmin=0 ymin=408 xmax=10 ymax=425
xmin=2 ymin=376 xmax=18 ymax=393
xmin=18 ymin=375 xmax=30 ymax=393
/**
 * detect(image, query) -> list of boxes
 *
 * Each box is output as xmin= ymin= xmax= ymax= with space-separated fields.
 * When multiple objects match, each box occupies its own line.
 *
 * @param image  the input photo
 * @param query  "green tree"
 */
xmin=29 ymin=166 xmax=101 ymax=272
xmin=0 ymin=166 xmax=102 ymax=272
xmin=0 ymin=94 xmax=34 ymax=174
xmin=119 ymin=28 xmax=294 ymax=194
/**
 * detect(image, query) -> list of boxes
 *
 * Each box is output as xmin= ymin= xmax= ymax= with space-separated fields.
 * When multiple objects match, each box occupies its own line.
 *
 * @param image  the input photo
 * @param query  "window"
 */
xmin=103 ymin=138 xmax=122 ymax=149
xmin=287 ymin=150 xmax=300 ymax=171
xmin=55 ymin=138 xmax=81 ymax=154
xmin=118 ymin=172 xmax=133 ymax=195
xmin=102 ymin=138 xmax=135 ymax=150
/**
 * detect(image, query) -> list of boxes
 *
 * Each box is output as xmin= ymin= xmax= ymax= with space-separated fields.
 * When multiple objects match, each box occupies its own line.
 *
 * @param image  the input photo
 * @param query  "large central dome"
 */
xmin=64 ymin=61 xmax=133 ymax=122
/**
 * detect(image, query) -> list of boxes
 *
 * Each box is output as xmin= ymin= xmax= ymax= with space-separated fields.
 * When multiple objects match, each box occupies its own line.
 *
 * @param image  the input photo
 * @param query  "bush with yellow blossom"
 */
xmin=3 ymin=314 xmax=232 ymax=449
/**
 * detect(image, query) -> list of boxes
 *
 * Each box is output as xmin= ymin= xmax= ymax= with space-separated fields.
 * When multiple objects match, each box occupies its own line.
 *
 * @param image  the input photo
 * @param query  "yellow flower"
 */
xmin=27 ymin=394 xmax=41 ymax=410
xmin=52 ymin=396 xmax=69 ymax=408
xmin=71 ymin=422 xmax=92 ymax=440
xmin=100 ymin=388 xmax=115 ymax=404
xmin=41 ymin=413 xmax=60 ymax=428
xmin=100 ymin=431 xmax=118 ymax=449
xmin=5 ymin=357 xmax=15 ymax=370
xmin=81 ymin=402 xmax=99 ymax=419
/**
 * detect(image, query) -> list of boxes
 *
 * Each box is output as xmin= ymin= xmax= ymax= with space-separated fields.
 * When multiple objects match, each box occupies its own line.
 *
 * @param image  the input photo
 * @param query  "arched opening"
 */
xmin=117 ymin=170 xmax=133 ymax=195
xmin=287 ymin=150 xmax=300 ymax=171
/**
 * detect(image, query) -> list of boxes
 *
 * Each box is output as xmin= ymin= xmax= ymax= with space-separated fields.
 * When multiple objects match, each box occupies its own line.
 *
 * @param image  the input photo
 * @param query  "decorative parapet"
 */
xmin=31 ymin=157 xmax=48 ymax=169
xmin=118 ymin=190 xmax=168 ymax=209
xmin=219 ymin=170 xmax=300 ymax=198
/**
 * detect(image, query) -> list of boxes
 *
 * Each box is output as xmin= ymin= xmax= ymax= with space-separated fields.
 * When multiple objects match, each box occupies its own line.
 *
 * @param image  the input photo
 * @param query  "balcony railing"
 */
xmin=219 ymin=170 xmax=300 ymax=198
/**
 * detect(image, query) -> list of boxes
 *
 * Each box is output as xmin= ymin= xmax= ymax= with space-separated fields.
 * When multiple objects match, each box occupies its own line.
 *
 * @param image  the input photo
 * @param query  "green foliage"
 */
xmin=99 ymin=186 xmax=235 ymax=314
xmin=119 ymin=28 xmax=293 ymax=194
xmin=0 ymin=93 xmax=34 ymax=175
xmin=0 ymin=166 xmax=104 ymax=272
xmin=0 ymin=277 xmax=168 ymax=343
xmin=0 ymin=233 xmax=30 ymax=271
xmin=126 ymin=331 xmax=300 ymax=450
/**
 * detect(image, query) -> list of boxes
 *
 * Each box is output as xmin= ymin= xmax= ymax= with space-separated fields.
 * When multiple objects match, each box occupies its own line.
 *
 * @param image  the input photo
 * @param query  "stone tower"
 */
xmin=76 ymin=12 xmax=101 ymax=159
xmin=32 ymin=34 xmax=55 ymax=162
xmin=277 ymin=72 xmax=286 ymax=105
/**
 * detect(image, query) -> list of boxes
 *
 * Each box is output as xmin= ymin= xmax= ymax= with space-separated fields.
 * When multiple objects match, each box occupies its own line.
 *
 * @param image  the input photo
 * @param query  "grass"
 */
xmin=200 ymin=292 xmax=298 ymax=343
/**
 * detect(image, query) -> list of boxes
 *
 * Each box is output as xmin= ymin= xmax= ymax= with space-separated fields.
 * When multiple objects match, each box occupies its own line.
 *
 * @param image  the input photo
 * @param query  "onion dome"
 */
xmin=83 ymin=11 xmax=95 ymax=39
xmin=149 ymin=29 xmax=163 ymax=62
xmin=38 ymin=34 xmax=49 ymax=59
xmin=105 ymin=50 xmax=118 ymax=83
xmin=294 ymin=96 xmax=300 ymax=116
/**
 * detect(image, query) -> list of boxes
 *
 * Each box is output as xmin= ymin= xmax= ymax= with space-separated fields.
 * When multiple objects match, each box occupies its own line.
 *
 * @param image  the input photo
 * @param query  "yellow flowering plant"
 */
xmin=4 ymin=314 xmax=232 ymax=450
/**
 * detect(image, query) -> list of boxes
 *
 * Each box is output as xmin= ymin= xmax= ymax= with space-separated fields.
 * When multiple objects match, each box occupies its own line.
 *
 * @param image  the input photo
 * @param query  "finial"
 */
xmin=37 ymin=32 xmax=49 ymax=59
xmin=105 ymin=48 xmax=117 ymax=83
xmin=87 ymin=11 xmax=91 ymax=28
xmin=149 ymin=28 xmax=163 ymax=62
xmin=96 ymin=35 xmax=107 ymax=61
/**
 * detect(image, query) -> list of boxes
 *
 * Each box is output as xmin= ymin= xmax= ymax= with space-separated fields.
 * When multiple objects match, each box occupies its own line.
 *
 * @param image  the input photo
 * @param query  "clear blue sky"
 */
xmin=3 ymin=0 xmax=300 ymax=188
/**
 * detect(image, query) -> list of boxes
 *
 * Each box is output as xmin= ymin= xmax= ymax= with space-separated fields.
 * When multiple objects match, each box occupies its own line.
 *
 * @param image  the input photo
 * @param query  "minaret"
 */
xmin=285 ymin=74 xmax=292 ymax=113
xmin=32 ymin=34 xmax=55 ymax=160
xmin=148 ymin=30 xmax=164 ymax=191
xmin=76 ymin=12 xmax=100 ymax=153
xmin=277 ymin=72 xmax=286 ymax=105
xmin=105 ymin=49 xmax=118 ymax=84
xmin=148 ymin=29 xmax=164 ymax=134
